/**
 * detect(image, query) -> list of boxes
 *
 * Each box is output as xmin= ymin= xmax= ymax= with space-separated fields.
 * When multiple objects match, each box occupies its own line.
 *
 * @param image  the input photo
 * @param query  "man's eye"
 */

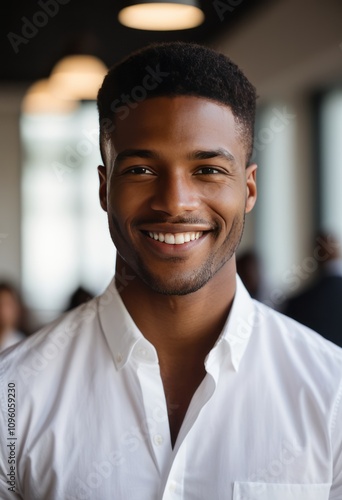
xmin=125 ymin=167 xmax=154 ymax=175
xmin=196 ymin=167 xmax=221 ymax=175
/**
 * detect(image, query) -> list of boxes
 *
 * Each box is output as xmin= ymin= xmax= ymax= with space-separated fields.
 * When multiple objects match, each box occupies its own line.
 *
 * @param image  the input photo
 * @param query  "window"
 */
xmin=319 ymin=88 xmax=342 ymax=243
xmin=20 ymin=102 xmax=115 ymax=325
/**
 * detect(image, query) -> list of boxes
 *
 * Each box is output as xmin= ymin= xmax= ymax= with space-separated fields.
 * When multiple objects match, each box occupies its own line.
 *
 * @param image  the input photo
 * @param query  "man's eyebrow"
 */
xmin=112 ymin=148 xmax=236 ymax=169
xmin=188 ymin=148 xmax=236 ymax=163
xmin=114 ymin=149 xmax=160 ymax=168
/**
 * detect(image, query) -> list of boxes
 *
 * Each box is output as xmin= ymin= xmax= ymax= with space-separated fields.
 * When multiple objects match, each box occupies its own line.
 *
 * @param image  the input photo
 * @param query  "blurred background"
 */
xmin=1 ymin=0 xmax=342 ymax=335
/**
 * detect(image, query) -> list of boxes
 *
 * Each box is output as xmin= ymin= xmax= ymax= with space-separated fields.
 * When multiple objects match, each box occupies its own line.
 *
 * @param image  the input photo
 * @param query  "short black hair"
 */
xmin=97 ymin=41 xmax=257 ymax=166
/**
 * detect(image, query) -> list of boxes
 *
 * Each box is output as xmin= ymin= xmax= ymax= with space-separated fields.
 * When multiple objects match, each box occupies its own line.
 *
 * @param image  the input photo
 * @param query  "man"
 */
xmin=0 ymin=42 xmax=341 ymax=499
xmin=283 ymin=231 xmax=342 ymax=347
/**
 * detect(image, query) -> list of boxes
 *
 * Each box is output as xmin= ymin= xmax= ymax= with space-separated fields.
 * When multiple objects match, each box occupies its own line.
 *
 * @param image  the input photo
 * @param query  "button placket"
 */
xmin=136 ymin=359 xmax=172 ymax=474
xmin=161 ymin=441 xmax=186 ymax=500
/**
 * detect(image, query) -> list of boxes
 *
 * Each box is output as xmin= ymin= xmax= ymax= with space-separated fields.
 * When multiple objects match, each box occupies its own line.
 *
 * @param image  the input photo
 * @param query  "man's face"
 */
xmin=98 ymin=96 xmax=257 ymax=295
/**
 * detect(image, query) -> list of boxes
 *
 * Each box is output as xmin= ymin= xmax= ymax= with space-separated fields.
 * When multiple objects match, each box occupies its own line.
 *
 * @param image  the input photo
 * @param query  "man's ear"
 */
xmin=98 ymin=165 xmax=108 ymax=212
xmin=245 ymin=163 xmax=257 ymax=214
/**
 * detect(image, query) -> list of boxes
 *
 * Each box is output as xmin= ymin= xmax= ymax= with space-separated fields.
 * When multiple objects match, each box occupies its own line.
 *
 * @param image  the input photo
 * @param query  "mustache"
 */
xmin=133 ymin=215 xmax=221 ymax=231
xmin=134 ymin=216 xmax=218 ymax=230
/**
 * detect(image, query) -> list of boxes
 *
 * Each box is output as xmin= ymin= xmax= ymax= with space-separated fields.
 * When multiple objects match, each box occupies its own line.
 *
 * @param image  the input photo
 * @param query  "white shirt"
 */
xmin=0 ymin=275 xmax=341 ymax=500
xmin=0 ymin=330 xmax=26 ymax=353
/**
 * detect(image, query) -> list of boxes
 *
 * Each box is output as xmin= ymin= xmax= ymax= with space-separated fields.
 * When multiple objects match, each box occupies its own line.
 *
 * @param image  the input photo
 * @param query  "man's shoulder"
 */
xmin=254 ymin=299 xmax=342 ymax=367
xmin=0 ymin=297 xmax=101 ymax=381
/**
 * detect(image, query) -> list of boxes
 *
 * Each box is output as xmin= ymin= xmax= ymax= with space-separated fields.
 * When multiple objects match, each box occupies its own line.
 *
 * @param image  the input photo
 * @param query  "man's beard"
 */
xmin=123 ymin=212 xmax=246 ymax=296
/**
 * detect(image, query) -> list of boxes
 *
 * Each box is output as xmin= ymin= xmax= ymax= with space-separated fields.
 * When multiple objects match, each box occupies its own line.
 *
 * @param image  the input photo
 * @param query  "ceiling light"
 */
xmin=21 ymin=79 xmax=78 ymax=114
xmin=49 ymin=55 xmax=108 ymax=101
xmin=118 ymin=1 xmax=205 ymax=31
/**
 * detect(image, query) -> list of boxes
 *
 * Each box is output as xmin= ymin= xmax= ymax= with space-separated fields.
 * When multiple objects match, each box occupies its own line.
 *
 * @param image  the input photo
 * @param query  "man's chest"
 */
xmin=13 ymin=368 xmax=334 ymax=500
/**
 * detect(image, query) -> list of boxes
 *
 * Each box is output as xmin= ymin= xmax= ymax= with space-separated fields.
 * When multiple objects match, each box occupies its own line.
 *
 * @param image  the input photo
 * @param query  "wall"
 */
xmin=0 ymin=86 xmax=27 ymax=289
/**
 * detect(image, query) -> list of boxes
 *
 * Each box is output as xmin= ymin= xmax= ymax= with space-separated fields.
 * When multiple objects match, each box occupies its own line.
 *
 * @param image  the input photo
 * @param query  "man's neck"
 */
xmin=116 ymin=259 xmax=237 ymax=446
xmin=116 ymin=260 xmax=237 ymax=363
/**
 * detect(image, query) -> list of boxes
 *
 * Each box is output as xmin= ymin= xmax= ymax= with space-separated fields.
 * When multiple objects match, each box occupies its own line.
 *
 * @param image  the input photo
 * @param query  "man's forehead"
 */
xmin=109 ymin=95 xmax=236 ymax=135
xmin=102 ymin=95 xmax=246 ymax=170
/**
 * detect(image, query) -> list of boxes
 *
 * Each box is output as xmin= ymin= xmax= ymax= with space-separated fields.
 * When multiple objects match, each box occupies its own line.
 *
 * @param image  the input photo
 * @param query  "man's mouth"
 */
xmin=147 ymin=231 xmax=203 ymax=245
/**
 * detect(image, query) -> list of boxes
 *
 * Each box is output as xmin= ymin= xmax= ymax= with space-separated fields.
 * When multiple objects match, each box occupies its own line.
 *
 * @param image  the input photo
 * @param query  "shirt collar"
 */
xmin=205 ymin=274 xmax=255 ymax=373
xmin=98 ymin=274 xmax=255 ymax=373
xmin=98 ymin=279 xmax=158 ymax=370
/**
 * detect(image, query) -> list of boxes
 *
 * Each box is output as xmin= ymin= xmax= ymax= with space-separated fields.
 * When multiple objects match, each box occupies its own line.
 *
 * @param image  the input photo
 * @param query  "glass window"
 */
xmin=20 ymin=102 xmax=115 ymax=326
xmin=320 ymin=89 xmax=342 ymax=243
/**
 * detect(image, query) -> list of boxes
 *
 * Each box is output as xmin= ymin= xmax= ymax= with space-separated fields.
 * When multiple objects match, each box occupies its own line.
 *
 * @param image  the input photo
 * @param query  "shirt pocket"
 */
xmin=233 ymin=482 xmax=331 ymax=500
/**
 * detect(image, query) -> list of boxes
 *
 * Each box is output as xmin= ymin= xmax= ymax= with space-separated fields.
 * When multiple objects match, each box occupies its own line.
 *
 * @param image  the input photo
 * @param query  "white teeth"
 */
xmin=165 ymin=233 xmax=175 ymax=244
xmin=174 ymin=233 xmax=184 ymax=244
xmin=147 ymin=231 xmax=203 ymax=245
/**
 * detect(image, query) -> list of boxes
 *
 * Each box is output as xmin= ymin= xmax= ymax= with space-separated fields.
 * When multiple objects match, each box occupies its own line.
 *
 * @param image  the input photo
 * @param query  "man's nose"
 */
xmin=150 ymin=172 xmax=200 ymax=216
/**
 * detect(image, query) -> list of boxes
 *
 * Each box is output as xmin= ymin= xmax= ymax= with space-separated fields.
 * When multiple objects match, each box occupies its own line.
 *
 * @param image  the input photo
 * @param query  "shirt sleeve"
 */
xmin=330 ymin=377 xmax=342 ymax=499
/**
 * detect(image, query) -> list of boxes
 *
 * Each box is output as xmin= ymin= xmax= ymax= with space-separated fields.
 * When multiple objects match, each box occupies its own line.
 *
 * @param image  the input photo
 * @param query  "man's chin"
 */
xmin=138 ymin=269 xmax=213 ymax=296
xmin=147 ymin=283 xmax=206 ymax=297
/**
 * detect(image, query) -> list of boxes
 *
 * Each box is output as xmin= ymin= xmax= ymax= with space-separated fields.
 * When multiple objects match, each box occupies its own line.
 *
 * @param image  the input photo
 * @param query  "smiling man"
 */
xmin=0 ymin=42 xmax=342 ymax=500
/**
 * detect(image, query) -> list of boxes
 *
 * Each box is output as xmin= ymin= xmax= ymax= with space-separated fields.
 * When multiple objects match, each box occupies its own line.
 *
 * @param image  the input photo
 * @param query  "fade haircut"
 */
xmin=97 ymin=41 xmax=257 ymax=168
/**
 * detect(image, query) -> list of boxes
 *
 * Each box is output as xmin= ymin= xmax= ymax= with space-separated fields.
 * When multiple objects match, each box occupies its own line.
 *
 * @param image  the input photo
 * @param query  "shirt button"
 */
xmin=153 ymin=434 xmax=163 ymax=446
xmin=116 ymin=353 xmax=123 ymax=363
xmin=168 ymin=480 xmax=177 ymax=493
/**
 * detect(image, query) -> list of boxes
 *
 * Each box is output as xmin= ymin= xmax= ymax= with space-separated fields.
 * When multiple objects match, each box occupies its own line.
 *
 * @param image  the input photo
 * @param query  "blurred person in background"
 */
xmin=283 ymin=230 xmax=342 ymax=347
xmin=236 ymin=248 xmax=267 ymax=302
xmin=0 ymin=282 xmax=26 ymax=352
xmin=64 ymin=285 xmax=95 ymax=312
